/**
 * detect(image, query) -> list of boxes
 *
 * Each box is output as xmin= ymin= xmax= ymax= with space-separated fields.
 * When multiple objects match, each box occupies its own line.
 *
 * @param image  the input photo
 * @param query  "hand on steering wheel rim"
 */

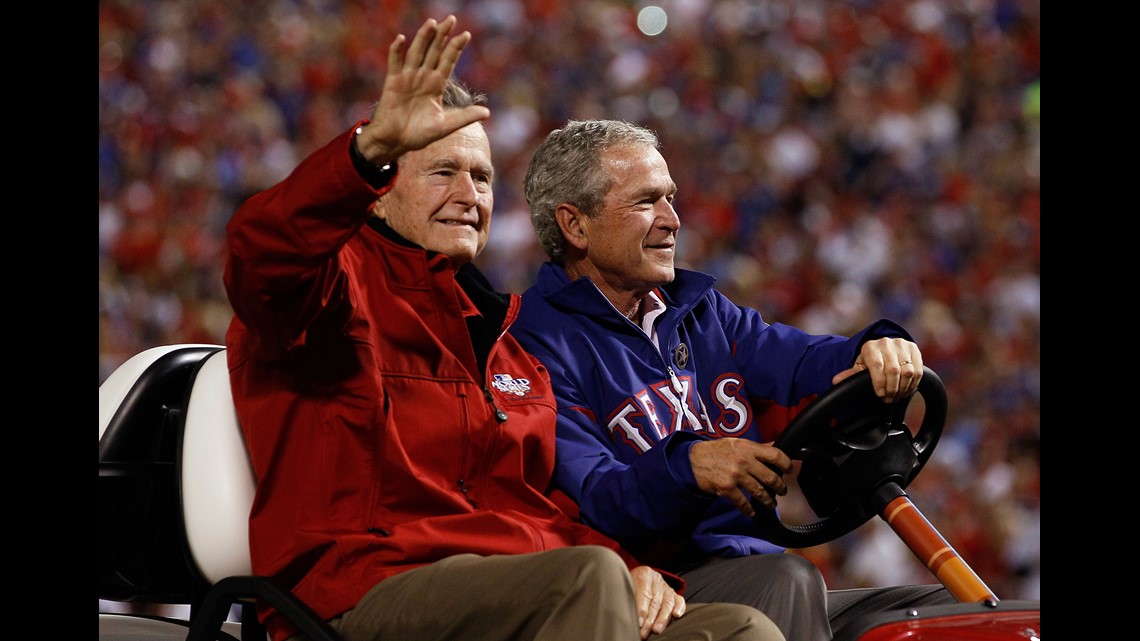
xmin=751 ymin=367 xmax=947 ymax=548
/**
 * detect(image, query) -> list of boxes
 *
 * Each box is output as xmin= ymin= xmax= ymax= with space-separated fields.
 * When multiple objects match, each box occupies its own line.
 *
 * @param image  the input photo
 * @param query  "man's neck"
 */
xmin=563 ymin=263 xmax=646 ymax=321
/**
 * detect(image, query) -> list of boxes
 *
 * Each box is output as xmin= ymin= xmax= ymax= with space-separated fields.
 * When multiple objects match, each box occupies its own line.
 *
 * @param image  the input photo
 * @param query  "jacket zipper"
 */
xmin=666 ymin=351 xmax=712 ymax=433
xmin=457 ymin=478 xmax=479 ymax=508
xmin=457 ymin=386 xmax=508 ymax=509
xmin=484 ymin=385 xmax=508 ymax=422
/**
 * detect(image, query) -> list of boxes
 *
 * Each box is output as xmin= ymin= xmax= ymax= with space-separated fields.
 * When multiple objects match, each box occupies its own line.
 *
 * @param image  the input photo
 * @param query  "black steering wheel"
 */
xmin=751 ymin=367 xmax=947 ymax=548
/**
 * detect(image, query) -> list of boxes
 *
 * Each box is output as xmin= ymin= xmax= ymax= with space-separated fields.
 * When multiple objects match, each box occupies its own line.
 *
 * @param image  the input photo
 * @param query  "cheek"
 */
xmin=473 ymin=201 xmax=492 ymax=240
xmin=388 ymin=204 xmax=423 ymax=235
xmin=383 ymin=193 xmax=434 ymax=242
xmin=595 ymin=236 xmax=632 ymax=268
xmin=615 ymin=223 xmax=645 ymax=251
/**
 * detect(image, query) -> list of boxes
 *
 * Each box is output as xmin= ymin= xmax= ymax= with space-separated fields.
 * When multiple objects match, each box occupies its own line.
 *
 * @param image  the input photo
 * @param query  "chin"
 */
xmin=445 ymin=244 xmax=480 ymax=265
xmin=428 ymin=233 xmax=479 ymax=262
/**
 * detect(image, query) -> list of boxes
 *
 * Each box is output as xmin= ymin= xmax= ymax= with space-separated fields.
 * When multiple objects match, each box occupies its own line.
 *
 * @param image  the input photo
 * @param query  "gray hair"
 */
xmin=443 ymin=77 xmax=485 ymax=109
xmin=523 ymin=119 xmax=660 ymax=263
xmin=376 ymin=77 xmax=483 ymax=113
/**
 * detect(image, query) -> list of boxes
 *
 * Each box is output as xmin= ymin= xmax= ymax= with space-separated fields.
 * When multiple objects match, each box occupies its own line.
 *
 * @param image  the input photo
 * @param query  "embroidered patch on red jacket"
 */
xmin=490 ymin=373 xmax=533 ymax=397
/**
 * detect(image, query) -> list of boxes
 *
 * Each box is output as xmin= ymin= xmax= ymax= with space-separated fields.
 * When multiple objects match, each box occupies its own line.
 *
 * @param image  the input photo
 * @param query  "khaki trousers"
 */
xmin=318 ymin=546 xmax=783 ymax=641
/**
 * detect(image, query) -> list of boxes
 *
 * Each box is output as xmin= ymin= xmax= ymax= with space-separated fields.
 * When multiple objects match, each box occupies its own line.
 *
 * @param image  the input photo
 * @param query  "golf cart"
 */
xmin=98 ymin=344 xmax=1041 ymax=640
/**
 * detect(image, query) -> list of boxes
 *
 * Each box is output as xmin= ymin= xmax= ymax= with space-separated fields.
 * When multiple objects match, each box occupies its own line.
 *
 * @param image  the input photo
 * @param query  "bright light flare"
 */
xmin=637 ymin=5 xmax=668 ymax=36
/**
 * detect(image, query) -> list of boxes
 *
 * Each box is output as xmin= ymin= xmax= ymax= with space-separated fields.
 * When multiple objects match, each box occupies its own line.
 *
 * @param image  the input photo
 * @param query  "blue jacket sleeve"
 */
xmin=715 ymin=289 xmax=913 ymax=420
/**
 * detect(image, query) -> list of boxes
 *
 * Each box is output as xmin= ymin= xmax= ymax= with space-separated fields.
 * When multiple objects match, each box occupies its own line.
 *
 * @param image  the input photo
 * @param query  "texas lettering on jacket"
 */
xmin=607 ymin=371 xmax=751 ymax=453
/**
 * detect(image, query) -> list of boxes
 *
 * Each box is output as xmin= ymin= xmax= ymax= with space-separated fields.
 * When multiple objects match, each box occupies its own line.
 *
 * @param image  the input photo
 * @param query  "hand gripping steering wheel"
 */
xmin=751 ymin=367 xmax=947 ymax=548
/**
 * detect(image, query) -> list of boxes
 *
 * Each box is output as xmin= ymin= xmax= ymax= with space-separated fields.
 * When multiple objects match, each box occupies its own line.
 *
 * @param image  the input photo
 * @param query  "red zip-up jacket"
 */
xmin=223 ymin=126 xmax=648 ymax=641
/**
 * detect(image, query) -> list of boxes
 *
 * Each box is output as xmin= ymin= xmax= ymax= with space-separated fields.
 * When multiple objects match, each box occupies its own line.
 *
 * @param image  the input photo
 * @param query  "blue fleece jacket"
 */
xmin=510 ymin=261 xmax=911 ymax=571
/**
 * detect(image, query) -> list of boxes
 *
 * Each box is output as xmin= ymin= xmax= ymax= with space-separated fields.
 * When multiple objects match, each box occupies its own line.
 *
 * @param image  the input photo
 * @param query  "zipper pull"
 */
xmin=484 ymin=386 xmax=508 ymax=422
xmin=457 ymin=478 xmax=479 ymax=508
xmin=668 ymin=365 xmax=710 ymax=433
xmin=666 ymin=366 xmax=684 ymax=395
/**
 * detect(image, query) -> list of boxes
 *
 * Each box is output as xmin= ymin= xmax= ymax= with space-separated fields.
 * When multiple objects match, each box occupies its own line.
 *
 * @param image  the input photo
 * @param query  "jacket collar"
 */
xmin=365 ymin=216 xmax=511 ymax=326
xmin=534 ymin=262 xmax=716 ymax=322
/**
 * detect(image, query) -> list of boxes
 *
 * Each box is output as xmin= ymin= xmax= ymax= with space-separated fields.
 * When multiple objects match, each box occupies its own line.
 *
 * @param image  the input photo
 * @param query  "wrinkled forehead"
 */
xmin=600 ymin=142 xmax=666 ymax=174
xmin=407 ymin=122 xmax=493 ymax=171
xmin=600 ymin=144 xmax=673 ymax=194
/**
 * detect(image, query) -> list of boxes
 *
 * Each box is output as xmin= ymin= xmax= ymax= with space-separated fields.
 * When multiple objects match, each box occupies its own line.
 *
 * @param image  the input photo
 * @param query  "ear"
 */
xmin=370 ymin=198 xmax=386 ymax=220
xmin=556 ymin=203 xmax=589 ymax=251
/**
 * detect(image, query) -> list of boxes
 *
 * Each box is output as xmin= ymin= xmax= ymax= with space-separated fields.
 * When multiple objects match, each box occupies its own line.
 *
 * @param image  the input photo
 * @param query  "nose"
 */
xmin=658 ymin=200 xmax=680 ymax=232
xmin=452 ymin=172 xmax=479 ymax=207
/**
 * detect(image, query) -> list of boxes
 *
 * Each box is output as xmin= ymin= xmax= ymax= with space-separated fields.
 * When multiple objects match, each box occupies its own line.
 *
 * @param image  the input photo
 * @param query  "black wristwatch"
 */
xmin=350 ymin=125 xmax=397 ymax=188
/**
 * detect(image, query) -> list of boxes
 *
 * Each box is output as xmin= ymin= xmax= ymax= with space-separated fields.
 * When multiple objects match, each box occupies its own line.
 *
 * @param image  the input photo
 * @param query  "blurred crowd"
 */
xmin=98 ymin=0 xmax=1039 ymax=599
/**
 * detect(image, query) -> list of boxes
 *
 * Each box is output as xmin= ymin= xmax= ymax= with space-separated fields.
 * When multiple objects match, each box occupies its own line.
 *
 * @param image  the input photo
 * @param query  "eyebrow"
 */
xmin=627 ymin=181 xmax=676 ymax=201
xmin=426 ymin=157 xmax=495 ymax=180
